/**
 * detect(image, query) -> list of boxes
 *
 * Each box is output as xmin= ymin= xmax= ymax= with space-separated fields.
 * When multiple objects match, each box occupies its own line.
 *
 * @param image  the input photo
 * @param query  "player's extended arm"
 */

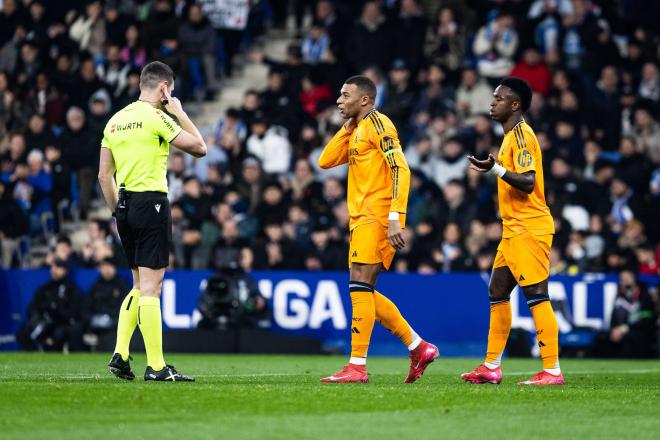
xmin=318 ymin=122 xmax=353 ymax=169
xmin=468 ymin=153 xmax=535 ymax=194
xmin=98 ymin=147 xmax=118 ymax=213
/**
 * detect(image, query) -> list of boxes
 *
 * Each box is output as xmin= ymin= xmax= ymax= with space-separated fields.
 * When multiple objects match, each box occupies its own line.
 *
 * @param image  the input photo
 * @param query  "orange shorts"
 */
xmin=348 ymin=221 xmax=396 ymax=270
xmin=493 ymin=232 xmax=553 ymax=286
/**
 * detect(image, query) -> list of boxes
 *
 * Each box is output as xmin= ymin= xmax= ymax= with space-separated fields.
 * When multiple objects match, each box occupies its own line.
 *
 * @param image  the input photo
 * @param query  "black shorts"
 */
xmin=115 ymin=191 xmax=171 ymax=269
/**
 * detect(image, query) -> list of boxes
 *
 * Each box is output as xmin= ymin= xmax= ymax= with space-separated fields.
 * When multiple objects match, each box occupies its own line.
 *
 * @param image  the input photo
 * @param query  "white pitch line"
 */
xmin=505 ymin=369 xmax=660 ymax=375
xmin=2 ymin=369 xmax=659 ymax=380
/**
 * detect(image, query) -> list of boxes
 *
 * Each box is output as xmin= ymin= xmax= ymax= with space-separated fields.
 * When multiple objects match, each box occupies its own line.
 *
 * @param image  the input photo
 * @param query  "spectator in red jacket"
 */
xmin=299 ymin=72 xmax=332 ymax=117
xmin=510 ymin=47 xmax=552 ymax=96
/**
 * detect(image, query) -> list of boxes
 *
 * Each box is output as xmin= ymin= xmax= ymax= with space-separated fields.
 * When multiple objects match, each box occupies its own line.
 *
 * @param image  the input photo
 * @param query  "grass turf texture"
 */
xmin=0 ymin=354 xmax=658 ymax=440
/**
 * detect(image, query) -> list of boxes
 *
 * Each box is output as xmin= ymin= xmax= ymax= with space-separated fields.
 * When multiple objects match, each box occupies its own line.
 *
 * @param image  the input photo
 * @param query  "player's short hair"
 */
xmin=345 ymin=75 xmax=377 ymax=101
xmin=140 ymin=61 xmax=175 ymax=89
xmin=499 ymin=77 xmax=532 ymax=113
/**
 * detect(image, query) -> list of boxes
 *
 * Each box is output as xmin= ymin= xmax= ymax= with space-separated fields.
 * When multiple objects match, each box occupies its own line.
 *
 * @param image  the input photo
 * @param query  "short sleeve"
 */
xmin=153 ymin=109 xmax=182 ymax=143
xmin=512 ymin=126 xmax=536 ymax=174
xmin=101 ymin=131 xmax=110 ymax=149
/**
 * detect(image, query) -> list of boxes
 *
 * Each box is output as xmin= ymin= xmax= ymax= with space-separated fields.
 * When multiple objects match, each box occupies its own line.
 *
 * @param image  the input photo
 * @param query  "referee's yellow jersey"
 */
xmin=101 ymin=101 xmax=182 ymax=193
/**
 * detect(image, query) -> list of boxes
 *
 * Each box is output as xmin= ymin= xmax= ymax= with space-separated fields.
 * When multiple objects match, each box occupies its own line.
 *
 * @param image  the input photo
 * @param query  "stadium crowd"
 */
xmin=0 ymin=0 xmax=659 ymax=284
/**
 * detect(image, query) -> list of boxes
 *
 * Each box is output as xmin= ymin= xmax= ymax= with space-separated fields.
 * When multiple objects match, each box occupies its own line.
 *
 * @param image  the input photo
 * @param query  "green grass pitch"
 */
xmin=0 ymin=353 xmax=659 ymax=440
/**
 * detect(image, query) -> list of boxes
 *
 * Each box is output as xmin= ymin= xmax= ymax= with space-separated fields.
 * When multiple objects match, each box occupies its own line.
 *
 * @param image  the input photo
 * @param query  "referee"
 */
xmin=99 ymin=61 xmax=206 ymax=381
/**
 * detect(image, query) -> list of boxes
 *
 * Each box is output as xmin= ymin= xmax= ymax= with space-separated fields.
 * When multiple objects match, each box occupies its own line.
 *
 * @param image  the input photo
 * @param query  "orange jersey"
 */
xmin=496 ymin=120 xmax=554 ymax=238
xmin=318 ymin=110 xmax=410 ymax=229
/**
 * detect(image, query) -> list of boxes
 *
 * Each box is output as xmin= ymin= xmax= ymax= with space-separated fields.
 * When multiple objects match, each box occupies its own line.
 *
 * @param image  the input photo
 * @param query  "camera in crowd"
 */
xmin=197 ymin=254 xmax=269 ymax=330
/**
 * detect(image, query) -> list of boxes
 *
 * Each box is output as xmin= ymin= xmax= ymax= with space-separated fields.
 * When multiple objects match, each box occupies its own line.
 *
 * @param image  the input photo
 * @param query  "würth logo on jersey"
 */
xmin=154 ymin=204 xmax=161 ymax=213
xmin=114 ymin=121 xmax=143 ymax=132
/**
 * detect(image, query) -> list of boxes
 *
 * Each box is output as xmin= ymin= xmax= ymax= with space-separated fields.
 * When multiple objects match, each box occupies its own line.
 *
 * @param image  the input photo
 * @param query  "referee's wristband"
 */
xmin=488 ymin=163 xmax=507 ymax=178
xmin=388 ymin=212 xmax=399 ymax=221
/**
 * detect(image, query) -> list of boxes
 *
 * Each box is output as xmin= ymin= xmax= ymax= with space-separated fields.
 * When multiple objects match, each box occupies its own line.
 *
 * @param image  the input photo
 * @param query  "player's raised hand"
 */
xmin=468 ymin=153 xmax=496 ymax=173
xmin=388 ymin=219 xmax=406 ymax=250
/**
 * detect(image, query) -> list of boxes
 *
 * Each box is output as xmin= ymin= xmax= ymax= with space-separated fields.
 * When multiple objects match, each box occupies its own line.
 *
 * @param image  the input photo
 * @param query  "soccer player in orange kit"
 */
xmin=461 ymin=77 xmax=564 ymax=385
xmin=318 ymin=75 xmax=438 ymax=383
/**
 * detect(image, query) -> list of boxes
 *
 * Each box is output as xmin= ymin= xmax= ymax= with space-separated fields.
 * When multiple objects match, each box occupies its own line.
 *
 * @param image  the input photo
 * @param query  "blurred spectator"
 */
xmin=114 ymin=67 xmax=141 ymax=110
xmin=608 ymin=176 xmax=643 ymax=235
xmin=393 ymin=0 xmax=427 ymax=77
xmin=96 ymin=44 xmax=129 ymax=98
xmin=144 ymin=0 xmax=179 ymax=59
xmin=588 ymin=65 xmax=621 ymax=149
xmin=510 ymin=47 xmax=552 ymax=96
xmin=85 ymin=257 xmax=128 ymax=336
xmin=305 ymin=223 xmax=344 ymax=270
xmin=437 ymin=179 xmax=476 ymax=235
xmin=381 ymin=59 xmax=415 ymax=134
xmin=25 ymin=114 xmax=56 ymax=152
xmin=0 ymin=179 xmax=28 ymax=267
xmin=605 ymin=271 xmax=657 ymax=358
xmin=473 ymin=13 xmax=518 ymax=79
xmin=346 ymin=0 xmax=391 ymax=73
xmin=638 ymin=62 xmax=659 ymax=103
xmin=406 ymin=134 xmax=436 ymax=178
xmin=120 ymin=24 xmax=146 ymax=68
xmin=314 ymin=0 xmax=348 ymax=60
xmin=456 ymin=68 xmax=493 ymax=122
xmin=299 ymin=72 xmax=332 ymax=118
xmin=302 ymin=19 xmax=330 ymax=64
xmin=259 ymin=72 xmax=299 ymax=139
xmin=17 ymin=258 xmax=84 ymax=351
xmin=254 ymin=220 xmax=303 ymax=269
xmin=254 ymin=181 xmax=288 ymax=226
xmin=59 ymin=107 xmax=96 ymax=219
xmin=558 ymin=0 xmax=600 ymax=72
xmin=178 ymin=3 xmax=218 ymax=101
xmin=289 ymin=158 xmax=323 ymax=206
xmin=429 ymin=7 xmax=465 ymax=85
xmin=199 ymin=0 xmax=250 ymax=77
xmin=69 ymin=0 xmax=106 ymax=58
xmin=177 ymin=176 xmax=210 ymax=268
xmin=246 ymin=113 xmax=291 ymax=175
xmin=103 ymin=2 xmax=131 ymax=46
xmin=431 ymin=138 xmax=468 ymax=189
xmin=208 ymin=220 xmax=250 ymax=271
xmin=631 ymin=107 xmax=660 ymax=159
xmin=24 ymin=148 xmax=52 ymax=232
xmin=215 ymin=108 xmax=247 ymax=146
xmin=412 ymin=62 xmax=454 ymax=122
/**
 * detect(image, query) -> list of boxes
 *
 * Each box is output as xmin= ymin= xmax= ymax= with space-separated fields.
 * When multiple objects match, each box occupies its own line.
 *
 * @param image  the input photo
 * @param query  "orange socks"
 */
xmin=530 ymin=301 xmax=560 ymax=370
xmin=485 ymin=300 xmax=512 ymax=366
xmin=374 ymin=290 xmax=420 ymax=349
xmin=349 ymin=281 xmax=376 ymax=361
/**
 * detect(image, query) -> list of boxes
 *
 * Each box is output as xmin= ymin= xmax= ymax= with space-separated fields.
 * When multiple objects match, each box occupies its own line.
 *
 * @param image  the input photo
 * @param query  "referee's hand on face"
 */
xmin=162 ymin=87 xmax=183 ymax=116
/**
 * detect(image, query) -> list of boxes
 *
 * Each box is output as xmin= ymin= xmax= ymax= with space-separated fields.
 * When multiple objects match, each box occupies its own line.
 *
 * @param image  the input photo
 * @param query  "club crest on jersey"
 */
xmin=517 ymin=149 xmax=533 ymax=167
